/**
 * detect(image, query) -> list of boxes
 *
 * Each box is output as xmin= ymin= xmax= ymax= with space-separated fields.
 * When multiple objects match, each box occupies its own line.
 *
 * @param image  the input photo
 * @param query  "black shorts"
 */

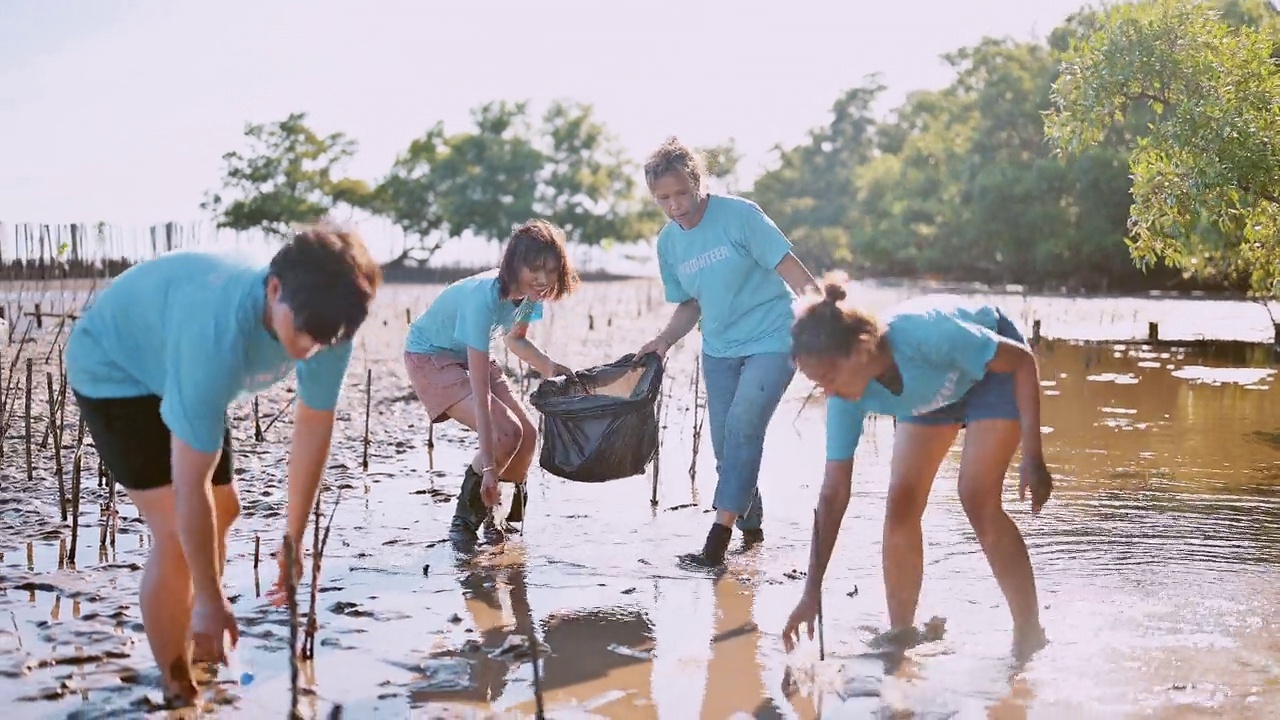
xmin=73 ymin=392 xmax=234 ymax=492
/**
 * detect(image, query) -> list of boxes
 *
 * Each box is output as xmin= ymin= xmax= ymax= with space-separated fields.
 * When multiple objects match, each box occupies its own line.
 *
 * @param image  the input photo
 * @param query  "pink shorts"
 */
xmin=404 ymin=351 xmax=509 ymax=423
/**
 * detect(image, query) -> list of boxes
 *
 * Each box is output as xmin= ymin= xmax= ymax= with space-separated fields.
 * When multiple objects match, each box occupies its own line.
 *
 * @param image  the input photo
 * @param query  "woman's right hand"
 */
xmin=1019 ymin=453 xmax=1054 ymax=514
xmin=638 ymin=335 xmax=671 ymax=359
xmin=190 ymin=593 xmax=239 ymax=664
xmin=781 ymin=590 xmax=821 ymax=653
xmin=481 ymin=468 xmax=501 ymax=507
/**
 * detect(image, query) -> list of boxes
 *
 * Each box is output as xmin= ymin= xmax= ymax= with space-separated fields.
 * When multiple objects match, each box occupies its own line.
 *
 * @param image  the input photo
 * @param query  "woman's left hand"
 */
xmin=1018 ymin=453 xmax=1053 ymax=514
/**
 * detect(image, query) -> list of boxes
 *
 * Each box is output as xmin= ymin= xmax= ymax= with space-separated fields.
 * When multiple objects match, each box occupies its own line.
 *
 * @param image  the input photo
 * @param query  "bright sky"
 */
xmin=1 ymin=0 xmax=1090 ymax=226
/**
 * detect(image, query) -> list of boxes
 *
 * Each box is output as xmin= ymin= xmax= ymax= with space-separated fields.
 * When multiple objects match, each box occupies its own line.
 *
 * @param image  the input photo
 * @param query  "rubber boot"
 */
xmin=449 ymin=465 xmax=486 ymax=547
xmin=680 ymin=523 xmax=732 ymax=569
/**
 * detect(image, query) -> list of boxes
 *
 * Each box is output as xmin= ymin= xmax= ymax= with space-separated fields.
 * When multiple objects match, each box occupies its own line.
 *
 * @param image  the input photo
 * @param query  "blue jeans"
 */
xmin=701 ymin=351 xmax=796 ymax=532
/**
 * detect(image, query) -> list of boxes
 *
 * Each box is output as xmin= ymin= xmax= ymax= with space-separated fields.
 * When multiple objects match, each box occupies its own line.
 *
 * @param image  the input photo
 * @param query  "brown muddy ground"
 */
xmin=3 ymin=278 xmax=1280 ymax=719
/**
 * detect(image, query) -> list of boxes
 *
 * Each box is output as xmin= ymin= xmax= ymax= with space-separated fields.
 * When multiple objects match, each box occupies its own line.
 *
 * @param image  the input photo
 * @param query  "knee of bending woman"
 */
xmin=958 ymin=482 xmax=1003 ymax=526
xmin=517 ymin=417 xmax=538 ymax=451
xmin=213 ymin=484 xmax=241 ymax=528
xmin=885 ymin=483 xmax=929 ymax=527
xmin=492 ymin=417 xmax=525 ymax=467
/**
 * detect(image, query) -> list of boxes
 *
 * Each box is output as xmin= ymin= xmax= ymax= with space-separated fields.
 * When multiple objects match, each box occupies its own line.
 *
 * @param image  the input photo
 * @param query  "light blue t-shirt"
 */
xmin=405 ymin=268 xmax=544 ymax=356
xmin=656 ymin=194 xmax=795 ymax=358
xmin=66 ymin=251 xmax=355 ymax=454
xmin=825 ymin=299 xmax=1010 ymax=462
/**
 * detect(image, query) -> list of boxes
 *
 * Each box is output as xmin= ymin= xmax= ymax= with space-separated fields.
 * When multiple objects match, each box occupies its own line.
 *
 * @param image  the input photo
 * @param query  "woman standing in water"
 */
xmin=780 ymin=280 xmax=1054 ymax=659
xmin=405 ymin=219 xmax=578 ymax=547
xmin=638 ymin=137 xmax=817 ymax=567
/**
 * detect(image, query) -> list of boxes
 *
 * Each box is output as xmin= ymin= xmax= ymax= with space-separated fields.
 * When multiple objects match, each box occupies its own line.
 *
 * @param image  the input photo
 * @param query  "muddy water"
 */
xmin=2 ymin=278 xmax=1280 ymax=718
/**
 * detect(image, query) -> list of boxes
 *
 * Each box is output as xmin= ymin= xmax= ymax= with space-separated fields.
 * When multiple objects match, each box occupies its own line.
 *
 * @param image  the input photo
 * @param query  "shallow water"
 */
xmin=2 ymin=278 xmax=1280 ymax=718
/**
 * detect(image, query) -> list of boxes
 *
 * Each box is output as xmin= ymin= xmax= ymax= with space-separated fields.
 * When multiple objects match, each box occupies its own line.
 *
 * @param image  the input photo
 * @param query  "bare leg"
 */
xmin=211 ymin=481 xmax=241 ymax=574
xmin=188 ymin=482 xmax=242 ymax=664
xmin=490 ymin=379 xmax=537 ymax=483
xmin=883 ymin=423 xmax=959 ymax=632
xmin=956 ymin=420 xmax=1044 ymax=653
xmin=443 ymin=391 xmax=525 ymax=477
xmin=128 ymin=485 xmax=198 ymax=704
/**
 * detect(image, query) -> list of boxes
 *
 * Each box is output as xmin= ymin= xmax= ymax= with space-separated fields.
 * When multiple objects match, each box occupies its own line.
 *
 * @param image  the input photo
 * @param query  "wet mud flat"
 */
xmin=3 ymin=278 xmax=1280 ymax=718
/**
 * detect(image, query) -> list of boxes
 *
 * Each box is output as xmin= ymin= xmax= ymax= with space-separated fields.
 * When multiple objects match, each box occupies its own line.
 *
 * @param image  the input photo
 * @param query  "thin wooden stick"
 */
xmin=361 ymin=368 xmax=372 ymax=471
xmin=812 ymin=507 xmax=825 ymax=661
xmin=527 ymin=621 xmax=545 ymax=719
xmin=286 ymin=535 xmax=301 ymax=719
xmin=252 ymin=396 xmax=263 ymax=442
xmin=260 ymin=394 xmax=296 ymax=437
xmin=23 ymin=358 xmax=33 ymax=485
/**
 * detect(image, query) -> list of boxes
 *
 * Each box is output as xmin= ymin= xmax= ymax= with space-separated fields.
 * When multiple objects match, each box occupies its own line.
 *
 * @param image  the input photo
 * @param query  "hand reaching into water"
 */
xmin=190 ymin=593 xmax=239 ymax=664
xmin=267 ymin=538 xmax=304 ymax=608
xmin=1019 ymin=454 xmax=1053 ymax=514
xmin=480 ymin=468 xmax=501 ymax=507
xmin=781 ymin=591 xmax=820 ymax=653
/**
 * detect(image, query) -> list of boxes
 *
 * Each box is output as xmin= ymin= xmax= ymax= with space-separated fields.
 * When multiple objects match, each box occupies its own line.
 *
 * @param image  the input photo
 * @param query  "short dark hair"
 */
xmin=791 ymin=275 xmax=882 ymax=360
xmin=268 ymin=224 xmax=382 ymax=345
xmin=644 ymin=136 xmax=707 ymax=191
xmin=497 ymin=219 xmax=579 ymax=302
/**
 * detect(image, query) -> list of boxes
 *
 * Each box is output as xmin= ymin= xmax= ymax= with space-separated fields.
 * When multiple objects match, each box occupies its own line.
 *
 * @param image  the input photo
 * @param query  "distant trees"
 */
xmin=202 ymin=0 xmax=1280 ymax=293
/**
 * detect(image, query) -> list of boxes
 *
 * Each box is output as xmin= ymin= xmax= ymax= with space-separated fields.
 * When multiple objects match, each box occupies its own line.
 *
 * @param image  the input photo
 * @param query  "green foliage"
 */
xmin=370 ymin=123 xmax=449 ymax=264
xmin=1045 ymin=0 xmax=1280 ymax=295
xmin=748 ymin=79 xmax=884 ymax=272
xmin=698 ymin=139 xmax=744 ymax=191
xmin=366 ymin=100 xmax=662 ymax=265
xmin=536 ymin=100 xmax=661 ymax=245
xmin=201 ymin=112 xmax=370 ymax=237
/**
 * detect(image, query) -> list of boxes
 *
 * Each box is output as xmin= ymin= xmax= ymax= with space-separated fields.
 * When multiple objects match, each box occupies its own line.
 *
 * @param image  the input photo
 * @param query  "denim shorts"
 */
xmin=900 ymin=311 xmax=1024 ymax=427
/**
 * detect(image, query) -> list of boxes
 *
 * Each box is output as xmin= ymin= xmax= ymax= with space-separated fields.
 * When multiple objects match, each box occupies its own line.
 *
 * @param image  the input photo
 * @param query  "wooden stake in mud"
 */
xmin=304 ymin=488 xmax=323 ymax=659
xmin=527 ymin=622 xmax=546 ymax=719
xmin=68 ymin=441 xmax=84 ymax=565
xmin=24 ymin=358 xmax=33 ymax=485
xmin=253 ymin=534 xmax=262 ymax=598
xmin=45 ymin=371 xmax=67 ymax=520
xmin=688 ymin=355 xmax=704 ymax=483
xmin=811 ymin=507 xmax=825 ymax=662
xmin=285 ymin=535 xmax=302 ymax=719
xmin=650 ymin=371 xmax=665 ymax=507
xmin=303 ymin=488 xmax=343 ymax=659
xmin=361 ymin=368 xmax=372 ymax=471
xmin=252 ymin=396 xmax=263 ymax=442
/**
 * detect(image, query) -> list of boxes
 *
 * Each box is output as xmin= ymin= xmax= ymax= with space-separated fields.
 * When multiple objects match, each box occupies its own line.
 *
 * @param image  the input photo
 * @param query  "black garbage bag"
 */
xmin=528 ymin=353 xmax=664 ymax=483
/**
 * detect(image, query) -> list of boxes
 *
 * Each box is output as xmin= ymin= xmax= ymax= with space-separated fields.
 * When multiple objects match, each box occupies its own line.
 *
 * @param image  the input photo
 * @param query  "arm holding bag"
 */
xmin=528 ymin=353 xmax=665 ymax=483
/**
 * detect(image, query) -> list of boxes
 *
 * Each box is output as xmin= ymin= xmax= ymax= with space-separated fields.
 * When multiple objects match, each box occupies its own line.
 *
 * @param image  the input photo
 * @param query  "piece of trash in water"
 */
xmin=847 ymin=586 xmax=859 ymax=597
xmin=407 ymin=657 xmax=473 ymax=693
xmin=491 ymin=636 xmax=529 ymax=659
xmin=447 ymin=614 xmax=463 ymax=625
xmin=607 ymin=643 xmax=653 ymax=661
xmin=783 ymin=568 xmax=806 ymax=581
xmin=422 ymin=564 xmax=430 ymax=576
xmin=838 ymin=674 xmax=882 ymax=699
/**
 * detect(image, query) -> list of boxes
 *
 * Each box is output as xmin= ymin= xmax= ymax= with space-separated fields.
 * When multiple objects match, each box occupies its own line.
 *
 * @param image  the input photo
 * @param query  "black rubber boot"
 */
xmin=448 ymin=465 xmax=486 ymax=547
xmin=680 ymin=523 xmax=732 ymax=569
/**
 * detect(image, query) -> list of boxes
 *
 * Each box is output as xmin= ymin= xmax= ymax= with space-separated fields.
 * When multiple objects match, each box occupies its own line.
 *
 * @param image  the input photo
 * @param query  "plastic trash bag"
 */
xmin=528 ymin=353 xmax=664 ymax=483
